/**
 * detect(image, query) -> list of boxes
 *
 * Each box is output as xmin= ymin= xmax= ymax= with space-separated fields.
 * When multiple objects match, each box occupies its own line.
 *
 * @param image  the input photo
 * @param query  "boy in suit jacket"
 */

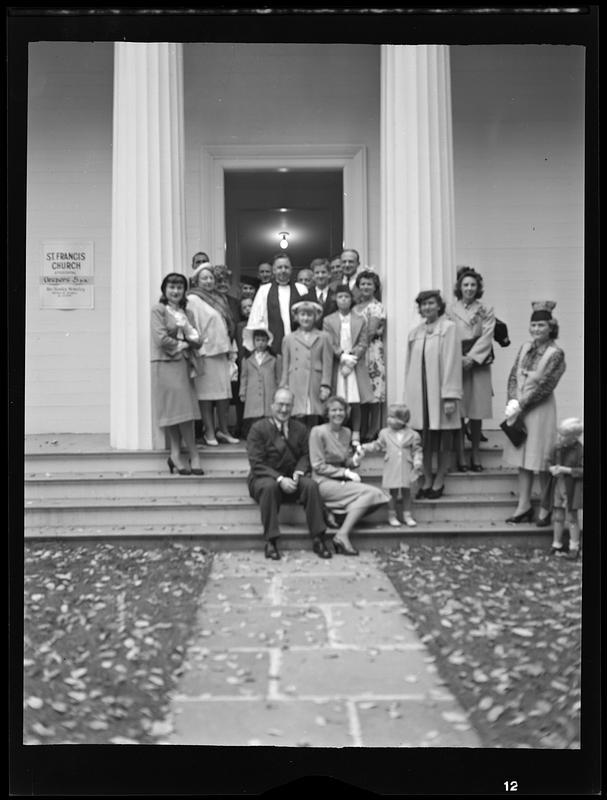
xmin=304 ymin=259 xmax=338 ymax=327
xmin=246 ymin=388 xmax=331 ymax=560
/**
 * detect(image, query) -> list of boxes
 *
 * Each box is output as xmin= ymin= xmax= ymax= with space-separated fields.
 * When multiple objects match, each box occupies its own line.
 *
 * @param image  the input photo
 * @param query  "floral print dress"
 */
xmin=354 ymin=299 xmax=386 ymax=403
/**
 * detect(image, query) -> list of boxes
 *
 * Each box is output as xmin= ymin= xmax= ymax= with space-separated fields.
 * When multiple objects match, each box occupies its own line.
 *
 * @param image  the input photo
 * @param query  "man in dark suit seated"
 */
xmin=246 ymin=388 xmax=332 ymax=560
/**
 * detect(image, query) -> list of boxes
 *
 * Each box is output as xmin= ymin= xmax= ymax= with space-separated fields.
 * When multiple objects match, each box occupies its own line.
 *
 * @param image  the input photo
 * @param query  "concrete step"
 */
xmin=24 ymin=468 xmax=519 ymax=501
xmin=24 ymin=492 xmax=533 ymax=527
xmin=23 ymin=520 xmax=553 ymax=548
xmin=24 ymin=441 xmax=509 ymax=475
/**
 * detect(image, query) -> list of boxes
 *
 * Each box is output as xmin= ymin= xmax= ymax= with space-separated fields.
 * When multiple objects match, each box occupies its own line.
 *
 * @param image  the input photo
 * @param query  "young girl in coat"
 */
xmin=544 ymin=417 xmax=583 ymax=559
xmin=281 ymin=300 xmax=333 ymax=429
xmin=240 ymin=327 xmax=281 ymax=438
xmin=361 ymin=403 xmax=424 ymax=527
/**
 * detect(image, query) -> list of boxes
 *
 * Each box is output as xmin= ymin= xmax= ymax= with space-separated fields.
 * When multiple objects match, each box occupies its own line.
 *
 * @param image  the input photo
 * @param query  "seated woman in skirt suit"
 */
xmin=309 ymin=396 xmax=388 ymax=555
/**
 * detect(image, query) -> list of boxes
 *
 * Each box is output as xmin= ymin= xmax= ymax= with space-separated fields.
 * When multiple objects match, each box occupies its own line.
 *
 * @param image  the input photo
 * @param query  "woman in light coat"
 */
xmin=404 ymin=289 xmax=462 ymax=499
xmin=187 ymin=265 xmax=239 ymax=446
xmin=447 ymin=267 xmax=496 ymax=471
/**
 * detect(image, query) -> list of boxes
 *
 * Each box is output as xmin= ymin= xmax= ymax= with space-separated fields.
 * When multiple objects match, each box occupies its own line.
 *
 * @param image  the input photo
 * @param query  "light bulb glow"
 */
xmin=279 ymin=237 xmax=289 ymax=249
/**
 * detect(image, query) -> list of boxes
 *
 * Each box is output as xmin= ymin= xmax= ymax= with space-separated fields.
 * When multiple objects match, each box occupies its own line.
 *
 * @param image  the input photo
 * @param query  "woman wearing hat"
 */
xmin=446 ymin=267 xmax=496 ymax=472
xmin=187 ymin=264 xmax=239 ymax=446
xmin=280 ymin=299 xmax=333 ymax=429
xmin=503 ymin=301 xmax=566 ymax=523
xmin=404 ymin=289 xmax=463 ymax=499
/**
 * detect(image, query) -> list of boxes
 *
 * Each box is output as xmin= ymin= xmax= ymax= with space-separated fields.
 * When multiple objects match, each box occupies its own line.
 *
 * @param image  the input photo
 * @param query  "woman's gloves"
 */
xmin=339 ymin=352 xmax=358 ymax=377
xmin=343 ymin=468 xmax=361 ymax=483
xmin=171 ymin=309 xmax=200 ymax=343
xmin=504 ymin=399 xmax=521 ymax=420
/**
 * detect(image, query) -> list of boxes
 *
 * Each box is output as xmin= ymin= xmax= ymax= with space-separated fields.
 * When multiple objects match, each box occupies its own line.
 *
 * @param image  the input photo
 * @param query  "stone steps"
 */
xmin=24 ymin=441 xmax=508 ymax=474
xmin=24 ymin=468 xmax=518 ymax=500
xmin=23 ymin=432 xmax=548 ymax=543
xmin=24 ymin=491 xmax=534 ymax=527
xmin=23 ymin=520 xmax=551 ymax=548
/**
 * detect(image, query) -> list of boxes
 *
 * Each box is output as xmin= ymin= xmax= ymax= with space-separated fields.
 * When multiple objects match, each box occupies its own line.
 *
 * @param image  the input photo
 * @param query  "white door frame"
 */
xmin=200 ymin=144 xmax=368 ymax=267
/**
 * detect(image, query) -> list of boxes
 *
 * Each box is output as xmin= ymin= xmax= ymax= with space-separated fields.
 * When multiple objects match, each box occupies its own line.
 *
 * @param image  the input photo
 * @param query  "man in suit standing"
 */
xmin=246 ymin=388 xmax=332 ymax=560
xmin=304 ymin=258 xmax=338 ymax=327
xmin=330 ymin=249 xmax=362 ymax=304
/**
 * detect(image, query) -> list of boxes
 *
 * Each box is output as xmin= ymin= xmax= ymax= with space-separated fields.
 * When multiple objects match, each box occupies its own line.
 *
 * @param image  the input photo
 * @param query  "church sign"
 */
xmin=40 ymin=241 xmax=94 ymax=309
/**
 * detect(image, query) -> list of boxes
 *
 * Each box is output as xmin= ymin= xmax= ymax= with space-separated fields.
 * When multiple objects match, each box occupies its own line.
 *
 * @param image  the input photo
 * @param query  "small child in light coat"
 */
xmin=361 ymin=403 xmax=423 ymax=527
xmin=240 ymin=327 xmax=281 ymax=438
xmin=281 ymin=300 xmax=333 ymax=429
xmin=544 ymin=417 xmax=584 ymax=559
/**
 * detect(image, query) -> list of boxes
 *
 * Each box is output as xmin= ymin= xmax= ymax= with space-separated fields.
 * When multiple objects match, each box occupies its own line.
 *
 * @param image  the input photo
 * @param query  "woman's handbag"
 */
xmin=494 ymin=318 xmax=510 ymax=348
xmin=461 ymin=337 xmax=494 ymax=366
xmin=500 ymin=416 xmax=527 ymax=448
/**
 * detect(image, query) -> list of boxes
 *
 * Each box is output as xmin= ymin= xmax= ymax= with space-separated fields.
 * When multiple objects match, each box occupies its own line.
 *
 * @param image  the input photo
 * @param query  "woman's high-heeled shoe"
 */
xmin=332 ymin=538 xmax=359 ymax=556
xmin=190 ymin=464 xmax=205 ymax=475
xmin=535 ymin=512 xmax=552 ymax=527
xmin=469 ymin=461 xmax=484 ymax=473
xmin=456 ymin=463 xmax=469 ymax=473
xmin=167 ymin=457 xmax=191 ymax=476
xmin=505 ymin=507 xmax=534 ymax=523
xmin=416 ymin=487 xmax=432 ymax=500
xmin=216 ymin=430 xmax=240 ymax=444
xmin=426 ymin=485 xmax=444 ymax=499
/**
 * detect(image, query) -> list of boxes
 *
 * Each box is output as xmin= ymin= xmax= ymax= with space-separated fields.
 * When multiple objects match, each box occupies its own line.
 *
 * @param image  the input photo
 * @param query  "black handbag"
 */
xmin=494 ymin=318 xmax=510 ymax=348
xmin=500 ymin=416 xmax=527 ymax=448
xmin=462 ymin=337 xmax=494 ymax=366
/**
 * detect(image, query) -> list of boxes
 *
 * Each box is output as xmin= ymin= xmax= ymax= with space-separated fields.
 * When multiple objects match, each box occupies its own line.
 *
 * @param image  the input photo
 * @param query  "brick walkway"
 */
xmin=164 ymin=550 xmax=481 ymax=747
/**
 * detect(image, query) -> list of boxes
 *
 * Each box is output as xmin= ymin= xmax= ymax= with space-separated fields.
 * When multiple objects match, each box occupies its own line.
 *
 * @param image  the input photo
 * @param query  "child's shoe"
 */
xmin=387 ymin=512 xmax=402 ymax=527
xmin=550 ymin=544 xmax=566 ymax=556
xmin=403 ymin=512 xmax=417 ymax=528
xmin=565 ymin=547 xmax=580 ymax=561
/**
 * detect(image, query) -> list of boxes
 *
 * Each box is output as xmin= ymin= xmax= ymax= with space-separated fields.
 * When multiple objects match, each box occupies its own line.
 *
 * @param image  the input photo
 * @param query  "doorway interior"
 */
xmin=224 ymin=169 xmax=343 ymax=280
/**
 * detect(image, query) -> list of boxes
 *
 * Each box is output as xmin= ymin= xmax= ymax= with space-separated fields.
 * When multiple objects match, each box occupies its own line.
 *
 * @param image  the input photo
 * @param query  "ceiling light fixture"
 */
xmin=278 ymin=231 xmax=290 ymax=250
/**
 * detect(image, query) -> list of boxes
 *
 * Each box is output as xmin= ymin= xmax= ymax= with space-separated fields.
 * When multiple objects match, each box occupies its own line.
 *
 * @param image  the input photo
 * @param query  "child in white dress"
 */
xmin=362 ymin=403 xmax=424 ymax=527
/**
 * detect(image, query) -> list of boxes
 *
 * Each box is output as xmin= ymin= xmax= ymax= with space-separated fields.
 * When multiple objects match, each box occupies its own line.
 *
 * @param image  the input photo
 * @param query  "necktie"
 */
xmin=318 ymin=290 xmax=325 ymax=304
xmin=342 ymin=276 xmax=348 ymax=285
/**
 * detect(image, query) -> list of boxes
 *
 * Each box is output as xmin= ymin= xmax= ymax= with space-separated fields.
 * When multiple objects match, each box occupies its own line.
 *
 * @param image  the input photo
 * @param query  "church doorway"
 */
xmin=224 ymin=169 xmax=343 ymax=282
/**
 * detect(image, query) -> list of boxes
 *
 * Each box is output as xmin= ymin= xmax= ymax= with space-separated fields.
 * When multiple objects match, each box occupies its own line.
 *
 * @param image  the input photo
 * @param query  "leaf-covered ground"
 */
xmin=376 ymin=543 xmax=582 ymax=749
xmin=23 ymin=540 xmax=582 ymax=748
xmin=23 ymin=542 xmax=212 ymax=744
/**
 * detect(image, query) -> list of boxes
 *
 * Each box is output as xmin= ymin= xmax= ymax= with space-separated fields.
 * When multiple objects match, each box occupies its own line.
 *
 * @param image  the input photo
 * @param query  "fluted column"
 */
xmin=110 ymin=43 xmax=187 ymax=449
xmin=381 ymin=45 xmax=456 ymax=404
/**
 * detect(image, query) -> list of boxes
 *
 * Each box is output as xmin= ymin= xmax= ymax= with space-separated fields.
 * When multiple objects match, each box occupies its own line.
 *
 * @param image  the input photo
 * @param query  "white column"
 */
xmin=381 ymin=45 xmax=456 ymax=404
xmin=110 ymin=43 xmax=187 ymax=449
